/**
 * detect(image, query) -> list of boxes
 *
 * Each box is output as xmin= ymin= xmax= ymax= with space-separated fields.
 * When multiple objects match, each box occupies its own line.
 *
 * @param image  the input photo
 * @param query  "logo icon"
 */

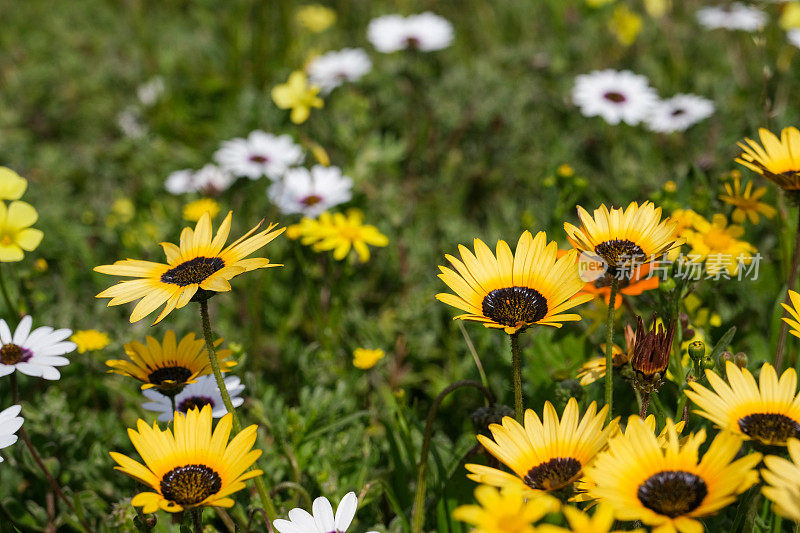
xmin=577 ymin=252 xmax=608 ymax=282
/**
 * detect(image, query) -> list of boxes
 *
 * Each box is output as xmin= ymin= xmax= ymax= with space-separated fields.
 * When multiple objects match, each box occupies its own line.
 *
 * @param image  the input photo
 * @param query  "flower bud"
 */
xmin=630 ymin=316 xmax=675 ymax=393
xmin=688 ymin=341 xmax=705 ymax=361
xmin=717 ymin=350 xmax=734 ymax=374
xmin=659 ymin=277 xmax=676 ymax=292
xmin=734 ymin=351 xmax=748 ymax=368
xmin=701 ymin=356 xmax=715 ymax=370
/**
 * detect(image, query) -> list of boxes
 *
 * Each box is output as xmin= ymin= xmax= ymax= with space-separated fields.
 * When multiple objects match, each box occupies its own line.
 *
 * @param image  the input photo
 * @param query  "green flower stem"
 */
xmin=775 ymin=207 xmax=800 ymax=371
xmin=198 ymin=300 xmax=277 ymax=524
xmin=410 ymin=380 xmax=494 ymax=533
xmin=10 ymin=374 xmax=95 ymax=533
xmin=510 ymin=332 xmax=523 ymax=422
xmin=639 ymin=392 xmax=650 ymax=419
xmin=191 ymin=508 xmax=203 ymax=533
xmin=0 ymin=265 xmax=20 ymax=323
xmin=604 ymin=278 xmax=619 ymax=423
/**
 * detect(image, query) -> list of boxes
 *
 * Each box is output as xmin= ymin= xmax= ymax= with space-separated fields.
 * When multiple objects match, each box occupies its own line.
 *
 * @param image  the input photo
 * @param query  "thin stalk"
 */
xmin=0 ymin=265 xmax=20 ymax=322
xmin=604 ymin=278 xmax=619 ymax=423
xmin=775 ymin=207 xmax=800 ymax=370
xmin=191 ymin=508 xmax=203 ymax=533
xmin=410 ymin=380 xmax=494 ymax=533
xmin=10 ymin=374 xmax=94 ymax=533
xmin=170 ymin=395 xmax=177 ymax=418
xmin=639 ymin=392 xmax=650 ymax=419
xmin=458 ymin=321 xmax=489 ymax=390
xmin=510 ymin=332 xmax=523 ymax=422
xmin=198 ymin=300 xmax=277 ymax=523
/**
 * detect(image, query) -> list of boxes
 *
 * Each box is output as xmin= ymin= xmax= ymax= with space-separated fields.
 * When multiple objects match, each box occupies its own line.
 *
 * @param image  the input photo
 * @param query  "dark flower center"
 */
xmin=301 ymin=194 xmax=323 ymax=207
xmin=148 ymin=366 xmax=193 ymax=387
xmin=637 ymin=470 xmax=707 ymax=518
xmin=523 ymin=457 xmax=582 ymax=491
xmin=406 ymin=36 xmax=421 ymax=48
xmin=249 ymin=155 xmax=268 ymax=164
xmin=178 ymin=396 xmax=215 ymax=413
xmin=0 ymin=343 xmax=32 ymax=365
xmin=161 ymin=257 xmax=225 ymax=287
xmin=160 ymin=464 xmax=222 ymax=506
xmin=670 ymin=108 xmax=687 ymax=117
xmin=595 ymin=239 xmax=645 ymax=267
xmin=481 ymin=286 xmax=548 ymax=328
xmin=738 ymin=413 xmax=800 ymax=443
xmin=604 ymin=91 xmax=627 ymax=103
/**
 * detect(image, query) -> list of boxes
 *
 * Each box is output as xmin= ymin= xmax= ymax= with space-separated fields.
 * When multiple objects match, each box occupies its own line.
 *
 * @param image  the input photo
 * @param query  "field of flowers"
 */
xmin=6 ymin=0 xmax=800 ymax=531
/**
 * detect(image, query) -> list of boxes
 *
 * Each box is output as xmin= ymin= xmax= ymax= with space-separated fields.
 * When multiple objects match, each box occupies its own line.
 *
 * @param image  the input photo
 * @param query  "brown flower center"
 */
xmin=148 ymin=366 xmax=193 ymax=387
xmin=161 ymin=257 xmax=225 ymax=287
xmin=595 ymin=239 xmax=645 ymax=267
xmin=249 ymin=155 xmax=268 ymax=164
xmin=481 ymin=286 xmax=548 ymax=328
xmin=301 ymin=194 xmax=323 ymax=207
xmin=738 ymin=413 xmax=800 ymax=444
xmin=160 ymin=464 xmax=222 ymax=506
xmin=603 ymin=91 xmax=627 ymax=103
xmin=178 ymin=396 xmax=215 ymax=413
xmin=637 ymin=470 xmax=707 ymax=518
xmin=523 ymin=457 xmax=582 ymax=491
xmin=0 ymin=343 xmax=32 ymax=365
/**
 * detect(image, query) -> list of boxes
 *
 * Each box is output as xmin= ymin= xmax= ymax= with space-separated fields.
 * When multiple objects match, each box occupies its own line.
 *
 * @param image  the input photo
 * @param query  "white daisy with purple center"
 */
xmin=0 ymin=316 xmax=75 ymax=381
xmin=214 ymin=131 xmax=304 ymax=181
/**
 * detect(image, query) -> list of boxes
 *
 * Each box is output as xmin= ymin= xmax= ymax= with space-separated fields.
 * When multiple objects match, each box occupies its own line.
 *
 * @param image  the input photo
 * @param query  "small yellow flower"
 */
xmin=586 ymin=0 xmax=614 ymax=7
xmin=272 ymin=71 xmax=324 ymax=124
xmin=781 ymin=2 xmax=800 ymax=29
xmin=719 ymin=175 xmax=777 ymax=224
xmin=663 ymin=180 xmax=677 ymax=193
xmin=557 ymin=164 xmax=574 ymax=178
xmin=452 ymin=485 xmax=559 ymax=533
xmin=287 ymin=209 xmax=388 ymax=263
xmin=682 ymin=214 xmax=756 ymax=275
xmin=670 ymin=208 xmax=704 ymax=236
xmin=296 ymin=4 xmax=336 ymax=33
xmin=609 ymin=5 xmax=643 ymax=46
xmin=537 ymin=504 xmax=639 ymax=533
xmin=33 ymin=258 xmax=48 ymax=272
xmin=71 ymin=330 xmax=111 ymax=353
xmin=644 ymin=0 xmax=670 ymax=18
xmin=183 ymin=198 xmax=220 ymax=222
xmin=0 ymin=167 xmax=27 ymax=200
xmin=0 ymin=201 xmax=43 ymax=262
xmin=353 ymin=348 xmax=385 ymax=370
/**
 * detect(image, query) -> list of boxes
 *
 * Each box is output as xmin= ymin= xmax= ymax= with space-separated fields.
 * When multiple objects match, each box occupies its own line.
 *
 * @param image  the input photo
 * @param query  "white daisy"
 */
xmin=116 ymin=108 xmax=146 ymax=139
xmin=141 ymin=374 xmax=244 ymax=422
xmin=696 ymin=4 xmax=766 ymax=31
xmin=788 ymin=29 xmax=800 ymax=49
xmin=136 ymin=76 xmax=165 ymax=106
xmin=308 ymin=48 xmax=372 ymax=94
xmin=572 ymin=69 xmax=658 ymax=126
xmin=0 ymin=405 xmax=23 ymax=462
xmin=165 ymin=165 xmax=235 ymax=195
xmin=367 ymin=12 xmax=454 ymax=53
xmin=273 ymin=492 xmax=379 ymax=533
xmin=214 ymin=131 xmax=304 ymax=181
xmin=268 ymin=165 xmax=353 ymax=217
xmin=0 ymin=316 xmax=75 ymax=381
xmin=645 ymin=94 xmax=715 ymax=133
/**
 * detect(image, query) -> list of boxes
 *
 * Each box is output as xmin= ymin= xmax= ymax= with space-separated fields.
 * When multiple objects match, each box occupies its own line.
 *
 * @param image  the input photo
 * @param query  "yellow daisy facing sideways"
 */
xmin=95 ymin=211 xmax=284 ymax=324
xmin=106 ymin=330 xmax=235 ymax=395
xmin=436 ymin=231 xmax=592 ymax=335
xmin=761 ymin=438 xmax=800 ymax=522
xmin=718 ymin=176 xmax=776 ymax=224
xmin=686 ymin=361 xmax=800 ymax=446
xmin=586 ymin=416 xmax=761 ymax=533
xmin=736 ymin=127 xmax=800 ymax=193
xmin=537 ymin=503 xmax=640 ymax=533
xmin=110 ymin=405 xmax=262 ymax=513
xmin=452 ymin=484 xmax=559 ymax=533
xmin=781 ymin=289 xmax=800 ymax=339
xmin=564 ymin=201 xmax=681 ymax=270
xmin=466 ymin=398 xmax=617 ymax=497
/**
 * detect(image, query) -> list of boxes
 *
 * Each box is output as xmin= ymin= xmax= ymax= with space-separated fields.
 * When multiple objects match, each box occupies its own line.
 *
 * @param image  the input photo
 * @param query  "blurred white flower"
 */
xmin=788 ymin=29 xmax=800 ymax=48
xmin=141 ymin=375 xmax=244 ymax=422
xmin=116 ymin=108 xmax=146 ymax=139
xmin=645 ymin=94 xmax=715 ymax=133
xmin=308 ymin=48 xmax=372 ymax=94
xmin=269 ymin=165 xmax=353 ymax=217
xmin=0 ymin=405 xmax=23 ymax=462
xmin=274 ymin=492 xmax=379 ymax=533
xmin=367 ymin=12 xmax=453 ymax=53
xmin=137 ymin=76 xmax=165 ymax=106
xmin=165 ymin=164 xmax=235 ymax=195
xmin=572 ymin=69 xmax=658 ymax=126
xmin=0 ymin=316 xmax=75 ymax=381
xmin=214 ymin=131 xmax=304 ymax=180
xmin=696 ymin=4 xmax=766 ymax=31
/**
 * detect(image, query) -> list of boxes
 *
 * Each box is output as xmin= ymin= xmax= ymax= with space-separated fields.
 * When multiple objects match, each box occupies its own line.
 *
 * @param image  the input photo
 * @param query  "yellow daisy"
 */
xmin=761 ymin=438 xmax=800 ymax=522
xmin=586 ymin=415 xmax=761 ymax=533
xmin=564 ymin=201 xmax=681 ymax=270
xmin=686 ymin=361 xmax=800 ymax=446
xmin=719 ymin=176 xmax=776 ymax=224
xmin=436 ymin=231 xmax=592 ymax=335
xmin=781 ymin=289 xmax=800 ymax=339
xmin=106 ymin=330 xmax=235 ymax=395
xmin=287 ymin=209 xmax=388 ymax=263
xmin=736 ymin=127 xmax=800 ymax=193
xmin=537 ymin=503 xmax=638 ymax=533
xmin=352 ymin=348 xmax=384 ymax=370
xmin=271 ymin=70 xmax=323 ymax=124
xmin=465 ymin=398 xmax=617 ymax=497
xmin=110 ymin=405 xmax=262 ymax=513
xmin=70 ymin=330 xmax=111 ymax=353
xmin=577 ymin=323 xmax=634 ymax=386
xmin=681 ymin=214 xmax=755 ymax=276
xmin=0 ymin=201 xmax=44 ymax=262
xmin=183 ymin=198 xmax=220 ymax=222
xmin=95 ymin=211 xmax=284 ymax=324
xmin=452 ymin=485 xmax=559 ymax=533
xmin=0 ymin=167 xmax=27 ymax=200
